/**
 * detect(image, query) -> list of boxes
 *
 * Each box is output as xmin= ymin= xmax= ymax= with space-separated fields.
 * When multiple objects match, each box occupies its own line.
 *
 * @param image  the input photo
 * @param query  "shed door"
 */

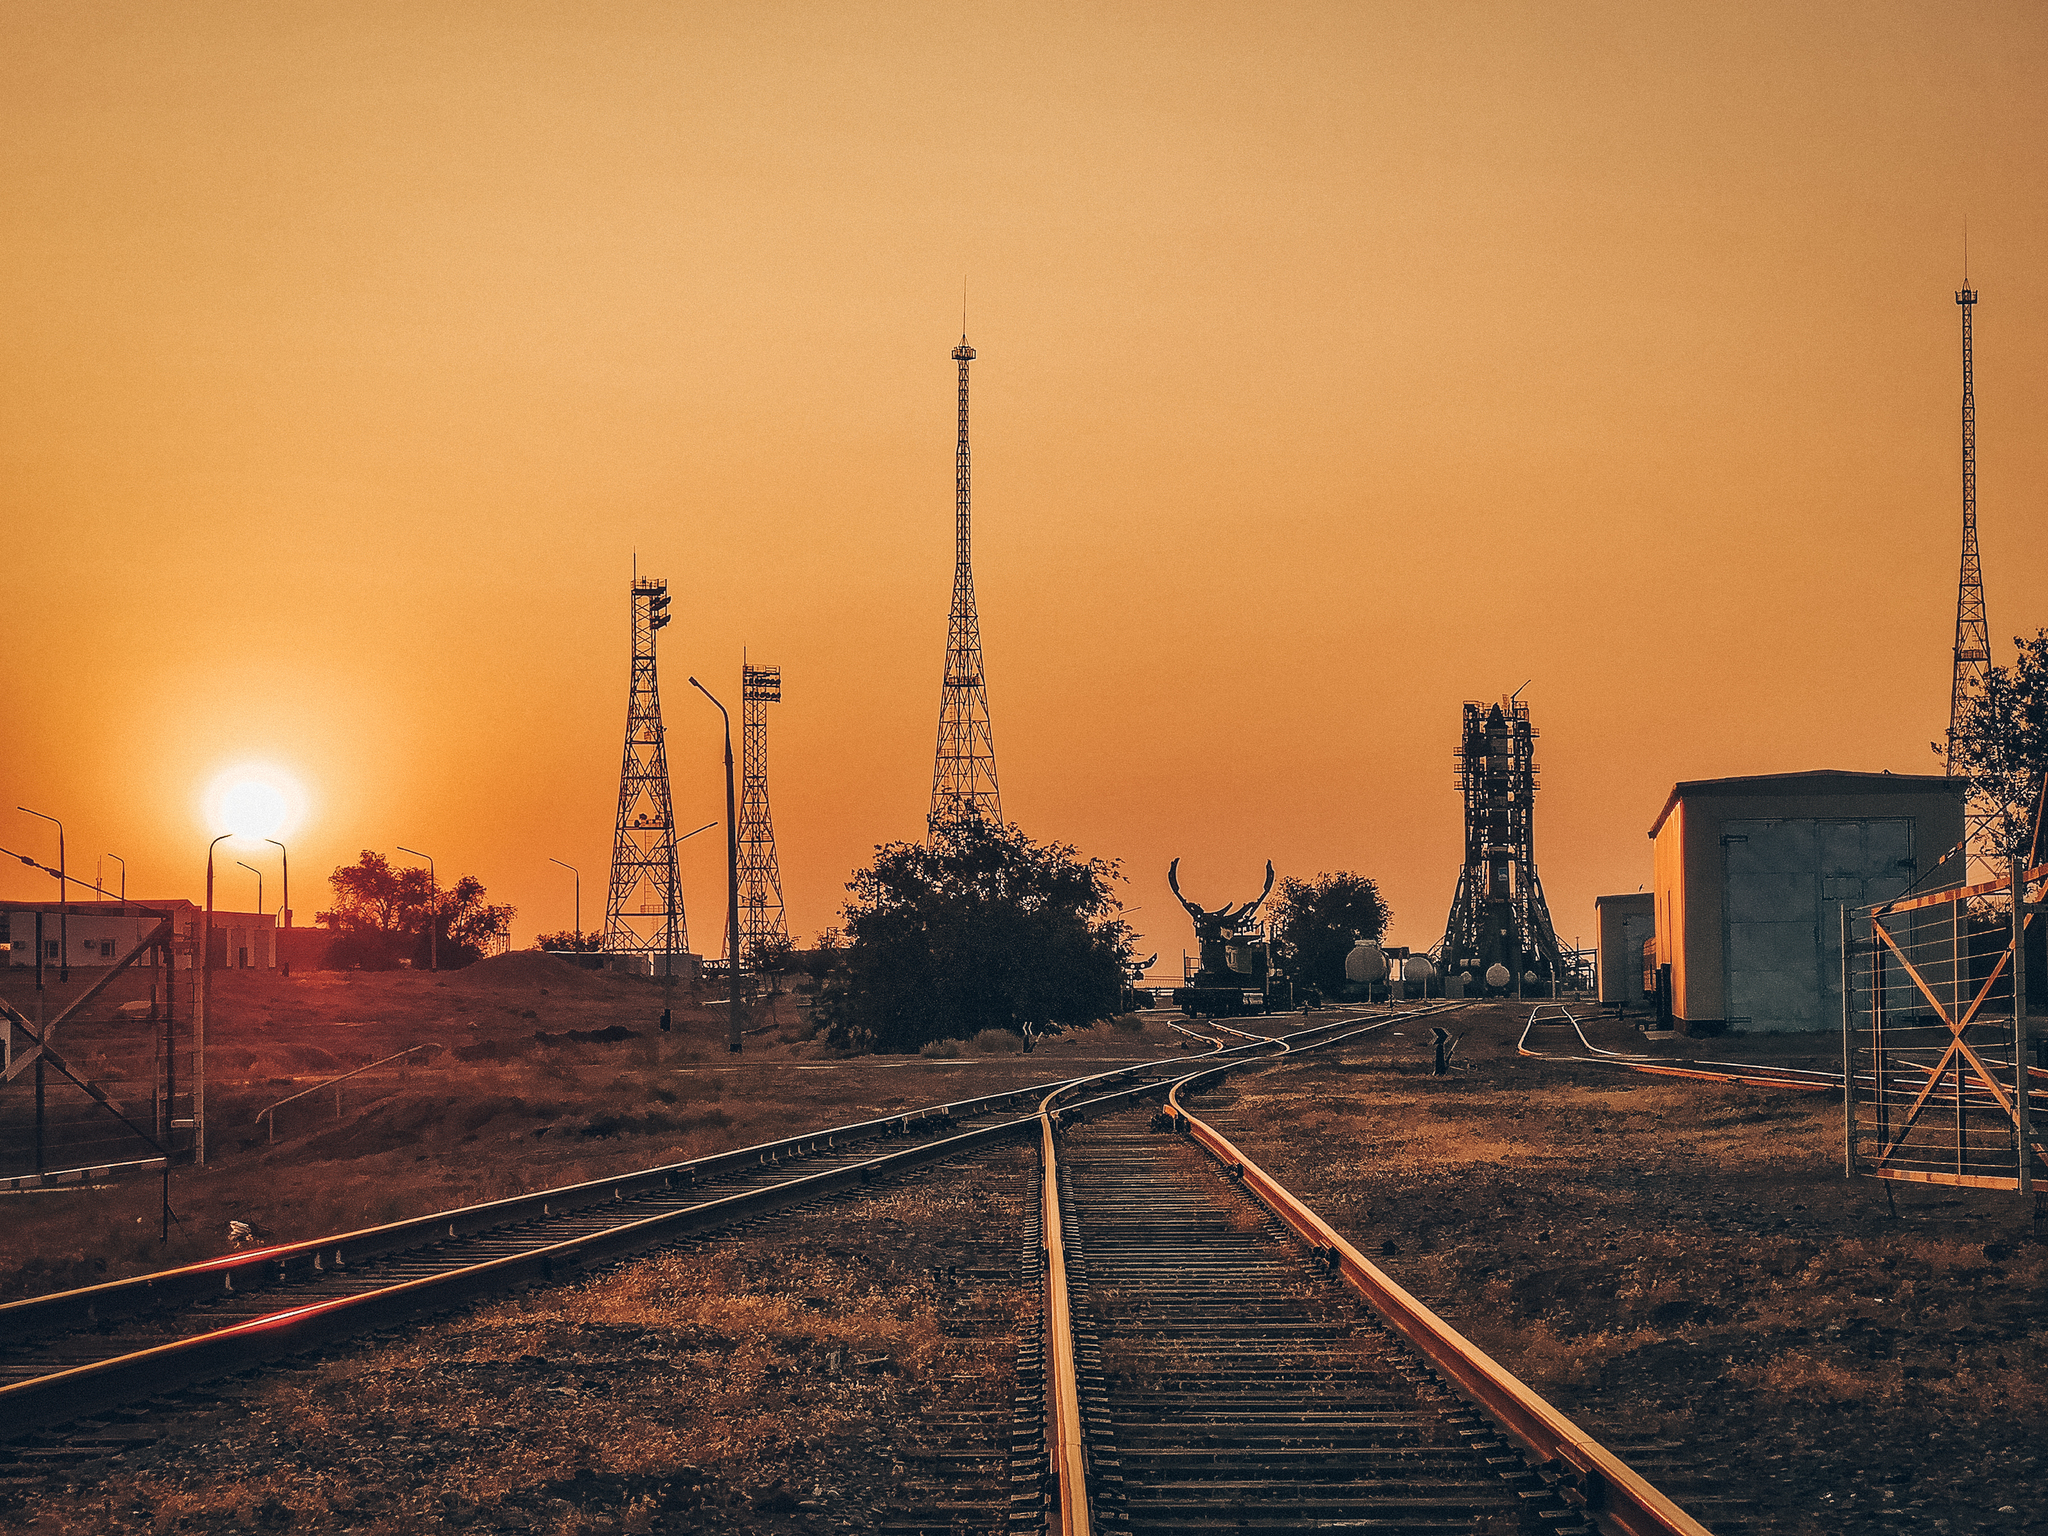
xmin=1722 ymin=818 xmax=1914 ymax=1032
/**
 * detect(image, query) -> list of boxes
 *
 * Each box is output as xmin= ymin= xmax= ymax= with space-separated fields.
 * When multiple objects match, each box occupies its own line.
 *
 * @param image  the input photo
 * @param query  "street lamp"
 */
xmin=398 ymin=846 xmax=436 ymax=972
xmin=548 ymin=858 xmax=580 ymax=944
xmin=106 ymin=854 xmax=126 ymax=905
xmin=18 ymin=808 xmax=65 ymax=982
xmin=197 ymin=832 xmax=232 ymax=1164
xmin=237 ymin=861 xmax=263 ymax=922
xmin=266 ymin=839 xmax=289 ymax=928
xmin=689 ymin=677 xmax=743 ymax=1055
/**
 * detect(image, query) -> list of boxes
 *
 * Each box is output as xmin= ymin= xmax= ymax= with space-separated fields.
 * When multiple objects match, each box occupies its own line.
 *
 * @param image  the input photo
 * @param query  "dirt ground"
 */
xmin=1198 ymin=1001 xmax=2047 ymax=1536
xmin=0 ymin=1146 xmax=1037 ymax=1535
xmin=0 ymin=954 xmax=1195 ymax=1300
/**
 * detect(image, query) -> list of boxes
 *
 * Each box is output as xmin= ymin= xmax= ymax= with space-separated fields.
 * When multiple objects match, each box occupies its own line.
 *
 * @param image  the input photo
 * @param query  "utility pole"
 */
xmin=398 ymin=847 xmax=436 ymax=972
xmin=19 ymin=808 xmax=65 ymax=982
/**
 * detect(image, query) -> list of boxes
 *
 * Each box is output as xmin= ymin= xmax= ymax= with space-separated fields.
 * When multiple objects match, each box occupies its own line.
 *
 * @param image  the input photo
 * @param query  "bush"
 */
xmin=967 ymin=1028 xmax=1023 ymax=1055
xmin=918 ymin=1039 xmax=962 ymax=1059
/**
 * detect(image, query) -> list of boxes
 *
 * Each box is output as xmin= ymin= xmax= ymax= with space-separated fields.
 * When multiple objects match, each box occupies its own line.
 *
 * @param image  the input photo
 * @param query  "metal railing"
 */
xmin=254 ymin=1044 xmax=443 ymax=1142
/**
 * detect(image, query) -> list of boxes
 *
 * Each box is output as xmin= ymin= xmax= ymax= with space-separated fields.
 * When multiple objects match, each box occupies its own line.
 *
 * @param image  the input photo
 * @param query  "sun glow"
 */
xmin=205 ymin=765 xmax=307 ymax=841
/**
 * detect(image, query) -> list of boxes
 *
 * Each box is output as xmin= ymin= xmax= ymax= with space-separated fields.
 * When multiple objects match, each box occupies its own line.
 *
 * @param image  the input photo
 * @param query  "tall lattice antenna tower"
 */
xmin=930 ymin=333 xmax=1001 ymax=830
xmin=1947 ymin=281 xmax=1995 ymax=871
xmin=604 ymin=577 xmax=688 ymax=968
xmin=737 ymin=658 xmax=787 ymax=960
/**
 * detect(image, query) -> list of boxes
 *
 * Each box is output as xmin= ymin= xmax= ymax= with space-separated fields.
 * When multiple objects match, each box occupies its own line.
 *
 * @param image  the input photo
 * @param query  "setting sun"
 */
xmin=206 ymin=767 xmax=305 ymax=842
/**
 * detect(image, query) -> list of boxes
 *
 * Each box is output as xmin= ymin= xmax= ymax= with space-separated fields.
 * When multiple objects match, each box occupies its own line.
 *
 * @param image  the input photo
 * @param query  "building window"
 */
xmin=101 ymin=940 xmax=115 ymax=958
xmin=47 ymin=940 xmax=60 ymax=959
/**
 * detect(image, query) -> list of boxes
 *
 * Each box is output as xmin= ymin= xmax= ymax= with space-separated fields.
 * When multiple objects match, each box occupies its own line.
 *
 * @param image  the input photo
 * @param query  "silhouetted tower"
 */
xmin=1437 ymin=696 xmax=1566 ymax=992
xmin=604 ymin=578 xmax=688 ymax=967
xmin=737 ymin=659 xmax=787 ymax=961
xmin=929 ymin=334 xmax=1001 ymax=829
xmin=1947 ymin=282 xmax=1995 ymax=870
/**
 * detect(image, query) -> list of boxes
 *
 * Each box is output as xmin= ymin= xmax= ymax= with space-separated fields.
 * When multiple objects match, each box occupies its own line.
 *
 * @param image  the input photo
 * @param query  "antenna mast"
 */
xmin=929 ymin=332 xmax=1002 ymax=829
xmin=1947 ymin=282 xmax=1994 ymax=872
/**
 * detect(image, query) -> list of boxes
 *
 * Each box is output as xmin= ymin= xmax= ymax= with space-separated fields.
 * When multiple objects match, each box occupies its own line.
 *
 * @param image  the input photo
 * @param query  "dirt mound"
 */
xmin=461 ymin=951 xmax=617 ymax=993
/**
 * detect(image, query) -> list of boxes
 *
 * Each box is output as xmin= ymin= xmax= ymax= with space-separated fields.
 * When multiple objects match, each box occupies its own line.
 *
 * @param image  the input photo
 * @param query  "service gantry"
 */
xmin=1436 ymin=696 xmax=1566 ymax=991
xmin=602 ymin=577 xmax=688 ymax=971
xmin=1947 ymin=280 xmax=1996 ymax=875
xmin=737 ymin=659 xmax=788 ymax=962
xmin=929 ymin=333 xmax=1001 ymax=831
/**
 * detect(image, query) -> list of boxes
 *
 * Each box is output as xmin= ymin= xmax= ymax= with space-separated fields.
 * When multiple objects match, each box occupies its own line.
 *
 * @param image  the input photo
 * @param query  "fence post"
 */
xmin=2014 ymin=852 xmax=2031 ymax=1196
xmin=1842 ymin=903 xmax=1854 ymax=1179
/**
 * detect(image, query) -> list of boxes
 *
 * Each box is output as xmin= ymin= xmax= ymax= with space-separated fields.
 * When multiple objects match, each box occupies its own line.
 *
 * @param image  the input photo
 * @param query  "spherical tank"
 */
xmin=1401 ymin=955 xmax=1434 ymax=984
xmin=1484 ymin=962 xmax=1511 ymax=990
xmin=1345 ymin=942 xmax=1389 ymax=984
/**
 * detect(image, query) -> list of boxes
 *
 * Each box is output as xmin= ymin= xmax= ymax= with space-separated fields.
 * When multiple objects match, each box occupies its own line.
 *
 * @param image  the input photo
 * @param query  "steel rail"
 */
xmin=1163 ymin=1061 xmax=1712 ymax=1536
xmin=1033 ymin=1008 xmax=1428 ymax=1533
xmin=0 ymin=1026 xmax=1318 ymax=1349
xmin=1 ymin=1018 xmax=1379 ymax=1444
xmin=1518 ymin=1005 xmax=1837 ymax=1094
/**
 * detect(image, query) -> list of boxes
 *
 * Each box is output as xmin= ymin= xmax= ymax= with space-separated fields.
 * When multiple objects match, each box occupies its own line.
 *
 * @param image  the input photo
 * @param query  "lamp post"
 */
xmin=689 ymin=677 xmax=743 ymax=1055
xmin=398 ymin=846 xmax=436 ymax=972
xmin=266 ymin=839 xmax=289 ymax=927
xmin=197 ymin=832 xmax=231 ymax=1164
xmin=18 ymin=808 xmax=65 ymax=982
xmin=548 ymin=858 xmax=580 ymax=944
xmin=106 ymin=854 xmax=126 ymax=905
xmin=237 ymin=862 xmax=264 ymax=923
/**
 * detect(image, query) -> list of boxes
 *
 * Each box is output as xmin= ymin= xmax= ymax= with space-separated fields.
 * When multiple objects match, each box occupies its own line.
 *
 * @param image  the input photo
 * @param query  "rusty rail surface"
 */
xmin=1163 ymin=1051 xmax=1713 ymax=1536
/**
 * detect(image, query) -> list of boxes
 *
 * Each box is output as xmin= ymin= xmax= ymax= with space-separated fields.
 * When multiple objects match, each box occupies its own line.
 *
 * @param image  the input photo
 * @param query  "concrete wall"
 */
xmin=1594 ymin=893 xmax=1655 ymax=1004
xmin=1649 ymin=778 xmax=1966 ymax=1029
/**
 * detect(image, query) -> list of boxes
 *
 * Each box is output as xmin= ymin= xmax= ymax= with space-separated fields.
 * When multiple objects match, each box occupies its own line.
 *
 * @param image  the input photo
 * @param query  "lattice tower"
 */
xmin=1436 ymin=697 xmax=1566 ymax=989
xmin=603 ymin=578 xmax=688 ymax=964
xmin=930 ymin=334 xmax=1001 ymax=831
xmin=1947 ymin=283 xmax=1997 ymax=875
xmin=736 ymin=659 xmax=788 ymax=961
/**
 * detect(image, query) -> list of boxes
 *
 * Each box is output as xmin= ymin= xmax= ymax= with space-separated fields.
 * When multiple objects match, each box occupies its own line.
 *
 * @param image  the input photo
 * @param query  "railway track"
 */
xmin=1519 ymin=1003 xmax=1840 ymax=1093
xmin=1024 ymin=1008 xmax=1714 ymax=1536
xmin=5 ymin=1008 xmax=1720 ymax=1534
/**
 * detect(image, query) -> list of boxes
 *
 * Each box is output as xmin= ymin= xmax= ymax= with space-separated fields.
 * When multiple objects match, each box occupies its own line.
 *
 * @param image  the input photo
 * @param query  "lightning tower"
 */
xmin=737 ymin=659 xmax=788 ymax=960
xmin=929 ymin=333 xmax=1001 ymax=829
xmin=1946 ymin=281 xmax=1995 ymax=872
xmin=1436 ymin=695 xmax=1566 ymax=992
xmin=603 ymin=577 xmax=688 ymax=968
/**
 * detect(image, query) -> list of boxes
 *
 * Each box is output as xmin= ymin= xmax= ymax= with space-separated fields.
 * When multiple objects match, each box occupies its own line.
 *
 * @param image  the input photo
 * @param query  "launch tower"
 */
xmin=929 ymin=334 xmax=1002 ymax=829
xmin=1436 ymin=696 xmax=1566 ymax=991
xmin=737 ymin=660 xmax=788 ymax=961
xmin=603 ymin=577 xmax=688 ymax=969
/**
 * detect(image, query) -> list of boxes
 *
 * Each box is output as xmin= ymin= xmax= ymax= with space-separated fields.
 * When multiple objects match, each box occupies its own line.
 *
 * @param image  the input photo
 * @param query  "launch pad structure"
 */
xmin=1436 ymin=696 xmax=1568 ymax=991
xmin=603 ymin=577 xmax=688 ymax=972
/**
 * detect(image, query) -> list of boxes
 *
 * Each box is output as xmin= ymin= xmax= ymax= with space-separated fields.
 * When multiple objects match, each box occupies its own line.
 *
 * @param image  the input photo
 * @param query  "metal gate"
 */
xmin=1845 ymin=860 xmax=2043 ymax=1191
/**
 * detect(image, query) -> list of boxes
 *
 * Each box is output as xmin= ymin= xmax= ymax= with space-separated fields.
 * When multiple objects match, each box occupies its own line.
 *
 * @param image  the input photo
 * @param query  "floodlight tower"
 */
xmin=929 ymin=333 xmax=1002 ymax=830
xmin=737 ymin=659 xmax=788 ymax=961
xmin=603 ymin=577 xmax=688 ymax=969
xmin=1947 ymin=282 xmax=1995 ymax=874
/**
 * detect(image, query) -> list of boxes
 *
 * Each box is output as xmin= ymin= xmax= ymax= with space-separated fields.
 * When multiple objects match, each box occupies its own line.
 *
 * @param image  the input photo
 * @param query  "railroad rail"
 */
xmin=1519 ymin=1003 xmax=1838 ymax=1092
xmin=0 ymin=1020 xmax=1375 ymax=1447
xmin=1027 ymin=1005 xmax=1713 ymax=1536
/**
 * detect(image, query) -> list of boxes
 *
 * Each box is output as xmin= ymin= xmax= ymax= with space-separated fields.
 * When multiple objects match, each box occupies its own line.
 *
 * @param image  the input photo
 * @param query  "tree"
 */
xmin=816 ymin=816 xmax=1134 ymax=1053
xmin=534 ymin=930 xmax=604 ymax=953
xmin=317 ymin=851 xmax=515 ymax=970
xmin=1270 ymin=872 xmax=1391 ymax=999
xmin=1941 ymin=629 xmax=2048 ymax=862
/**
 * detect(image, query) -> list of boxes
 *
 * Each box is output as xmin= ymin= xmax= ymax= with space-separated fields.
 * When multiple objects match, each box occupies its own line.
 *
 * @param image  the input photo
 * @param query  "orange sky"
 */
xmin=4 ymin=2 xmax=2045 ymax=969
